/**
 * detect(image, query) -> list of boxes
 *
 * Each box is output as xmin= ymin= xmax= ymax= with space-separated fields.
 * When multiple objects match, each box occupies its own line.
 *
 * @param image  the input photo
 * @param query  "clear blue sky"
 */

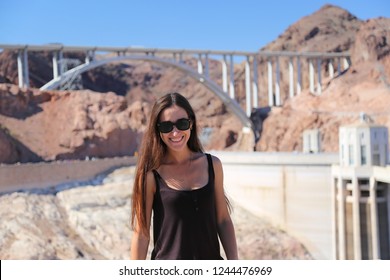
xmin=0 ymin=0 xmax=389 ymax=51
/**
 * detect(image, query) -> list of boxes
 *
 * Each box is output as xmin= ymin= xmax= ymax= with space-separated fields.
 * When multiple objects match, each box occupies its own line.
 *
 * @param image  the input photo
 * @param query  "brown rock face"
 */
xmin=256 ymin=17 xmax=390 ymax=152
xmin=351 ymin=17 xmax=390 ymax=64
xmin=350 ymin=17 xmax=390 ymax=86
xmin=0 ymin=129 xmax=18 ymax=163
xmin=0 ymin=128 xmax=42 ymax=164
xmin=264 ymin=4 xmax=361 ymax=53
xmin=0 ymin=85 xmax=147 ymax=162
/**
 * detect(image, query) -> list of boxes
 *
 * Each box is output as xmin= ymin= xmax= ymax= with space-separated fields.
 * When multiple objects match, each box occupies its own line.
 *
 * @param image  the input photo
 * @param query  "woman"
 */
xmin=130 ymin=92 xmax=238 ymax=260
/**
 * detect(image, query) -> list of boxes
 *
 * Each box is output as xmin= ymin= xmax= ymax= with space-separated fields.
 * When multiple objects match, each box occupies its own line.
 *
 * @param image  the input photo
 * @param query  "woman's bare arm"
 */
xmin=130 ymin=171 xmax=155 ymax=260
xmin=212 ymin=155 xmax=238 ymax=260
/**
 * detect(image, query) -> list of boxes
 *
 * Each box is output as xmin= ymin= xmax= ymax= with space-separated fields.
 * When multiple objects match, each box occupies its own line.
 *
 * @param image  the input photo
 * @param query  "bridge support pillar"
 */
xmin=309 ymin=59 xmax=315 ymax=94
xmin=245 ymin=56 xmax=252 ymax=116
xmin=197 ymin=54 xmax=203 ymax=75
xmin=329 ymin=59 xmax=334 ymax=79
xmin=52 ymin=51 xmax=64 ymax=79
xmin=53 ymin=52 xmax=59 ymax=79
xmin=229 ymin=55 xmax=235 ymax=100
xmin=204 ymin=53 xmax=209 ymax=78
xmin=267 ymin=58 xmax=273 ymax=107
xmin=17 ymin=48 xmax=30 ymax=88
xmin=296 ymin=56 xmax=302 ymax=95
xmin=337 ymin=57 xmax=342 ymax=75
xmin=289 ymin=57 xmax=294 ymax=98
xmin=222 ymin=55 xmax=228 ymax=93
xmin=275 ymin=56 xmax=281 ymax=106
xmin=343 ymin=57 xmax=350 ymax=70
xmin=85 ymin=50 xmax=95 ymax=64
xmin=252 ymin=56 xmax=258 ymax=108
xmin=317 ymin=58 xmax=322 ymax=95
xmin=204 ymin=53 xmax=209 ymax=77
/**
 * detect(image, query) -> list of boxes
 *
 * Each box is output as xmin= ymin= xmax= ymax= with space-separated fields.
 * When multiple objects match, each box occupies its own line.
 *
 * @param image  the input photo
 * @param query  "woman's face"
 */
xmin=158 ymin=105 xmax=192 ymax=153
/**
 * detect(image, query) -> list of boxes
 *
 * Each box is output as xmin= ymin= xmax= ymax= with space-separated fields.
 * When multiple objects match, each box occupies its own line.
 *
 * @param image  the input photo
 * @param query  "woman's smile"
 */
xmin=169 ymin=135 xmax=184 ymax=143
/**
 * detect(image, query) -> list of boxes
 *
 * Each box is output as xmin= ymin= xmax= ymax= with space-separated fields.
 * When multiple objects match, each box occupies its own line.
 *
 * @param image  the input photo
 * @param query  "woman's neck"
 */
xmin=165 ymin=149 xmax=194 ymax=165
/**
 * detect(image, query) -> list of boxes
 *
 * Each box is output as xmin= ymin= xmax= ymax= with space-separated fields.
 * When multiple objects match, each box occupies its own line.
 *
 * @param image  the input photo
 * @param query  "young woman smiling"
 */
xmin=130 ymin=92 xmax=238 ymax=260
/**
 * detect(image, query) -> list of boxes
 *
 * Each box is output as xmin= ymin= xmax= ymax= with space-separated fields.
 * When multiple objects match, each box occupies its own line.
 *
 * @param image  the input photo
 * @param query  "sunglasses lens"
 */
xmin=158 ymin=122 xmax=174 ymax=133
xmin=157 ymin=118 xmax=190 ymax=133
xmin=176 ymin=119 xmax=190 ymax=130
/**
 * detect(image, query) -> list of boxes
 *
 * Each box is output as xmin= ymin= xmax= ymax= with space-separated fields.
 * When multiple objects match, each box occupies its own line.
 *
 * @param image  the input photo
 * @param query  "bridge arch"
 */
xmin=40 ymin=55 xmax=256 ymax=140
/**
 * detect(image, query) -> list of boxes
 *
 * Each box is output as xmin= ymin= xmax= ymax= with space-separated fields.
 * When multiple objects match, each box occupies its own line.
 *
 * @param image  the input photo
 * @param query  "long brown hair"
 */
xmin=131 ymin=92 xmax=204 ymax=236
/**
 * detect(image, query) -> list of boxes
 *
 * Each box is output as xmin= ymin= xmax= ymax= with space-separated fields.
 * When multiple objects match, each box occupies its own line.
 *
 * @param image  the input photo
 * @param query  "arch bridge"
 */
xmin=0 ymin=44 xmax=351 ymax=143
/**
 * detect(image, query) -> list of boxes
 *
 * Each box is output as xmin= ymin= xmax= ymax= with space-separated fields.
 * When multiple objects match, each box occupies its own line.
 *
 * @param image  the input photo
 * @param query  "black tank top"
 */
xmin=151 ymin=153 xmax=222 ymax=260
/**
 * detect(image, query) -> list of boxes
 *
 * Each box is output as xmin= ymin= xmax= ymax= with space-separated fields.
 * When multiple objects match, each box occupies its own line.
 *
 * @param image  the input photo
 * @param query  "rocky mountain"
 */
xmin=256 ymin=16 xmax=390 ymax=151
xmin=251 ymin=4 xmax=362 ymax=107
xmin=1 ymin=4 xmax=389 ymax=161
xmin=265 ymin=4 xmax=361 ymax=53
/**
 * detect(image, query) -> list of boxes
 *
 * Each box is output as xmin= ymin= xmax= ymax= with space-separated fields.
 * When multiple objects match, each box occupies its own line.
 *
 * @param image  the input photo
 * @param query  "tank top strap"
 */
xmin=205 ymin=153 xmax=215 ymax=183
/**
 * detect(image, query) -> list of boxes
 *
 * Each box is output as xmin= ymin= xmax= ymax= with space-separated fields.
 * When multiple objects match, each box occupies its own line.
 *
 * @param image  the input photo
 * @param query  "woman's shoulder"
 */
xmin=204 ymin=152 xmax=221 ymax=161
xmin=205 ymin=153 xmax=222 ymax=169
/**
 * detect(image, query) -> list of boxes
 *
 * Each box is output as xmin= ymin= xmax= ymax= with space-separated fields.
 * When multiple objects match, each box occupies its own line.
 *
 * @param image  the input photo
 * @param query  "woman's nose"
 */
xmin=171 ymin=125 xmax=180 ymax=133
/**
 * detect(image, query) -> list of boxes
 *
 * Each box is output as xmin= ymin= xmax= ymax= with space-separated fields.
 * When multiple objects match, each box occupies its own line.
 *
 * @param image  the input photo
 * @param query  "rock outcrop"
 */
xmin=0 ymin=84 xmax=148 ymax=162
xmin=256 ymin=17 xmax=390 ymax=152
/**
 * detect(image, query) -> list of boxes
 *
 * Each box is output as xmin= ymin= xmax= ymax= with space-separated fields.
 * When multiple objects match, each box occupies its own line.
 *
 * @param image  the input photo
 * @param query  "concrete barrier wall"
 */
xmin=212 ymin=151 xmax=339 ymax=260
xmin=0 ymin=157 xmax=137 ymax=194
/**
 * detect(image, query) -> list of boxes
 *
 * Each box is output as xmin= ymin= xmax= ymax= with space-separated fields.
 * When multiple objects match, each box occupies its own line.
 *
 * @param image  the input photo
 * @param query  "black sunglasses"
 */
xmin=157 ymin=118 xmax=191 ymax=133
